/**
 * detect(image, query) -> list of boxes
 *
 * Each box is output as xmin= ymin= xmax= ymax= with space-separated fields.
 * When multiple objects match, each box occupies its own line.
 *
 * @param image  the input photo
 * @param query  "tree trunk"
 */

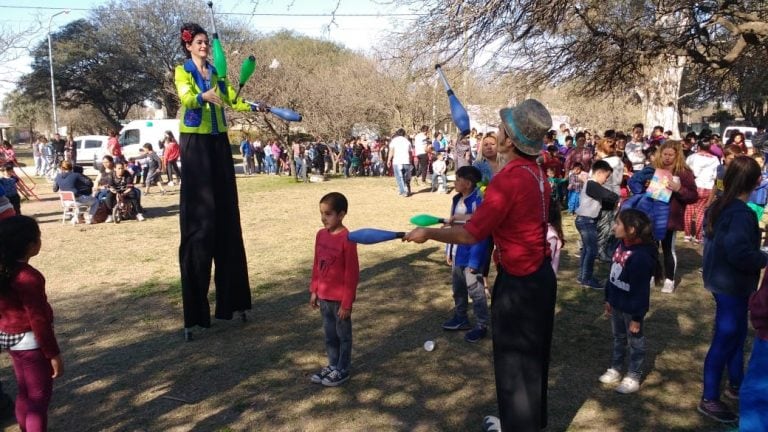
xmin=637 ymin=56 xmax=686 ymax=138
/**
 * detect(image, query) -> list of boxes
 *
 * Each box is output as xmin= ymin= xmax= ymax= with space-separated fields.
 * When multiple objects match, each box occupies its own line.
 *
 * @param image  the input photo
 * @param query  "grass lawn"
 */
xmin=1 ymin=146 xmax=741 ymax=431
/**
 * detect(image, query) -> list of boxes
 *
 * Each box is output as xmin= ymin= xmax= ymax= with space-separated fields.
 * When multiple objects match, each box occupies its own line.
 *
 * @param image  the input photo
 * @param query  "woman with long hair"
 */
xmin=652 ymin=141 xmax=697 ymax=293
xmin=699 ymin=156 xmax=766 ymax=424
xmin=162 ymin=130 xmax=181 ymax=187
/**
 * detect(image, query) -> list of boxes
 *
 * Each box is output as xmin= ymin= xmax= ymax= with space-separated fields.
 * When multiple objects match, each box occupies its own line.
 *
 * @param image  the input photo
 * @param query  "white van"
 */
xmin=73 ymin=135 xmax=109 ymax=166
xmin=723 ymin=126 xmax=758 ymax=148
xmin=118 ymin=119 xmax=180 ymax=159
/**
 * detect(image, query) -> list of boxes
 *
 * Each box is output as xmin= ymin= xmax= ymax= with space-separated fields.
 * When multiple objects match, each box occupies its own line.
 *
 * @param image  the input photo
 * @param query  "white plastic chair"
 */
xmin=58 ymin=191 xmax=89 ymax=224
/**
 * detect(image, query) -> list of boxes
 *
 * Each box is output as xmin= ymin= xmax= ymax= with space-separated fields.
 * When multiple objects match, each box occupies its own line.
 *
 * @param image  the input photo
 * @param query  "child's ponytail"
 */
xmin=0 ymin=216 xmax=40 ymax=294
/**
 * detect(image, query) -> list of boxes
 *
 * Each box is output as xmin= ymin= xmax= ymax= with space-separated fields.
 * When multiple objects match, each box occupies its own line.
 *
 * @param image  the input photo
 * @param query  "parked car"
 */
xmin=73 ymin=135 xmax=110 ymax=168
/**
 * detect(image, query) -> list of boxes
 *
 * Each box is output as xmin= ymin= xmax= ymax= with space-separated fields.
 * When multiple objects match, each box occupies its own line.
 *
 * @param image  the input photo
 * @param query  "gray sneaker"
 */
xmin=310 ymin=366 xmax=333 ymax=384
xmin=321 ymin=369 xmax=349 ymax=387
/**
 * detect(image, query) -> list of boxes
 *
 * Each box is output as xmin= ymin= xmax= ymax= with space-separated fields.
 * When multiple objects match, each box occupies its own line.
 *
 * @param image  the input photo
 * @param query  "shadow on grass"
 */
xmin=0 ymin=231 xmax=737 ymax=431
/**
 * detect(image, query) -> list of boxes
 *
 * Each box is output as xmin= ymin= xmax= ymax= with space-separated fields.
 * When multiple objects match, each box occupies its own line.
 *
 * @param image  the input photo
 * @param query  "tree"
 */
xmin=92 ymin=0 xmax=212 ymax=118
xmin=2 ymin=90 xmax=49 ymax=141
xmin=390 ymin=1 xmax=768 ymax=135
xmin=227 ymin=32 xmax=404 ymax=141
xmin=20 ymin=19 xmax=157 ymax=129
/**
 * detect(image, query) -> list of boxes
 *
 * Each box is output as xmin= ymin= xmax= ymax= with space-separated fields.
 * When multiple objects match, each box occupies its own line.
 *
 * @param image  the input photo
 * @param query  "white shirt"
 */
xmin=389 ymin=136 xmax=412 ymax=165
xmin=414 ymin=133 xmax=428 ymax=155
xmin=686 ymin=152 xmax=720 ymax=189
xmin=432 ymin=159 xmax=446 ymax=175
xmin=625 ymin=140 xmax=646 ymax=171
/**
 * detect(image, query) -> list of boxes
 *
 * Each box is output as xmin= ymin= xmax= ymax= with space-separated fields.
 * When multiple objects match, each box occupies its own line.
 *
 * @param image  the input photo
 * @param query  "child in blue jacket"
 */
xmin=442 ymin=166 xmax=491 ymax=343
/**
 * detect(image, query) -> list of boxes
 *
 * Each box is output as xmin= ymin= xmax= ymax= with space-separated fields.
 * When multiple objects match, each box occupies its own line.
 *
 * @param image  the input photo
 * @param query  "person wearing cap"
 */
xmin=404 ymin=99 xmax=557 ymax=432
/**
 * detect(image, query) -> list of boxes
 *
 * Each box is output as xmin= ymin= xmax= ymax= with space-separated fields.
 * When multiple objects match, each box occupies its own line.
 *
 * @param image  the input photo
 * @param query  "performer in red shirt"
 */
xmin=405 ymin=99 xmax=556 ymax=432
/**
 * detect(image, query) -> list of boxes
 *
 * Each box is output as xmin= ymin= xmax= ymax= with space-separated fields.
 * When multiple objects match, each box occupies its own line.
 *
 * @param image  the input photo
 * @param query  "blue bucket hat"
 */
xmin=499 ymin=99 xmax=552 ymax=156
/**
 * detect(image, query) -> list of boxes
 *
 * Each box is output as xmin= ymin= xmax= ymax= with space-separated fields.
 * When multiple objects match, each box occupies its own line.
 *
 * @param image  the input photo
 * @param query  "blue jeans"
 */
xmin=393 ymin=164 xmax=412 ymax=196
xmin=740 ymin=337 xmax=768 ymax=432
xmin=567 ymin=190 xmax=580 ymax=213
xmin=575 ymin=216 xmax=598 ymax=281
xmin=431 ymin=173 xmax=447 ymax=191
xmin=320 ymin=300 xmax=352 ymax=372
xmin=452 ymin=265 xmax=489 ymax=327
xmin=610 ymin=308 xmax=646 ymax=379
xmin=703 ymin=292 xmax=749 ymax=401
xmin=264 ymin=155 xmax=274 ymax=174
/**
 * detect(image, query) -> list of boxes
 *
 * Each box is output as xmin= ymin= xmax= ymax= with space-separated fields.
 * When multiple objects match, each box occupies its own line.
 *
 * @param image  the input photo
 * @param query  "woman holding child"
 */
xmin=405 ymin=99 xmax=556 ymax=432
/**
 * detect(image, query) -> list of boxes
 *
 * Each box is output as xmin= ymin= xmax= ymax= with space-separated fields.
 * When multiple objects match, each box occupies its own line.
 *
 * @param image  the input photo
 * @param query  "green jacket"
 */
xmin=175 ymin=59 xmax=252 ymax=134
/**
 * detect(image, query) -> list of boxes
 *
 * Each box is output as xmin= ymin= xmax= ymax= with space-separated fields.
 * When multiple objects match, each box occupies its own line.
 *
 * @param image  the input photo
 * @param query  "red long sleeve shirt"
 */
xmin=0 ymin=263 xmax=60 ymax=359
xmin=464 ymin=158 xmax=552 ymax=276
xmin=310 ymin=228 xmax=359 ymax=310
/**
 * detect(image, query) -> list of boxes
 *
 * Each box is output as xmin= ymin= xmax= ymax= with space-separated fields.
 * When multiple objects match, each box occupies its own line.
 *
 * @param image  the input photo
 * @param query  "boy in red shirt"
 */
xmin=309 ymin=192 xmax=359 ymax=387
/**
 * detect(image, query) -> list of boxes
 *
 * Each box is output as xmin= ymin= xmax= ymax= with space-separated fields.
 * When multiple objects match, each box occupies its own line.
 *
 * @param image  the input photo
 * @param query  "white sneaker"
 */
xmin=105 ymin=215 xmax=114 ymax=223
xmin=136 ymin=213 xmax=145 ymax=222
xmin=599 ymin=368 xmax=622 ymax=384
xmin=615 ymin=376 xmax=640 ymax=394
xmin=168 ymin=181 xmax=175 ymax=186
xmin=70 ymin=216 xmax=79 ymax=225
xmin=661 ymin=279 xmax=675 ymax=293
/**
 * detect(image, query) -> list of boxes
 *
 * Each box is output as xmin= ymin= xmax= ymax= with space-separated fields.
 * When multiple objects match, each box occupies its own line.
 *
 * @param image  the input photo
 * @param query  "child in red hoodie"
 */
xmin=0 ymin=216 xmax=63 ymax=432
xmin=309 ymin=192 xmax=359 ymax=387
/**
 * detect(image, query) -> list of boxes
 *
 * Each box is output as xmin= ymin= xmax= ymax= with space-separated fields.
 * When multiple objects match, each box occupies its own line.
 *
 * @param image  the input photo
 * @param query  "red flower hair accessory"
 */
xmin=181 ymin=29 xmax=193 ymax=43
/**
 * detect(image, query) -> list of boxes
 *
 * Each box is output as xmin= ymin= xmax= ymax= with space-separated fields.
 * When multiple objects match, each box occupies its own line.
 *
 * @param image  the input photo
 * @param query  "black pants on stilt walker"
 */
xmin=492 ymin=261 xmax=557 ymax=432
xmin=179 ymin=133 xmax=252 ymax=329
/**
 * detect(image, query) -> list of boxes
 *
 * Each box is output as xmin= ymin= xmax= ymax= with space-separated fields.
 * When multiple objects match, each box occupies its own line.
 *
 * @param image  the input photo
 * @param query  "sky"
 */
xmin=0 ymin=0 xmax=422 ymax=103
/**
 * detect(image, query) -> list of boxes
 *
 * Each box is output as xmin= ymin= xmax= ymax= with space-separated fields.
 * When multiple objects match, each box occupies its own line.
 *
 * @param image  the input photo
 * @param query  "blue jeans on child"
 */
xmin=567 ymin=190 xmax=580 ymax=213
xmin=320 ymin=299 xmax=352 ymax=373
xmin=431 ymin=173 xmax=447 ymax=191
xmin=452 ymin=265 xmax=489 ymax=327
xmin=703 ymin=292 xmax=749 ymax=401
xmin=575 ymin=216 xmax=598 ymax=282
xmin=740 ymin=337 xmax=768 ymax=431
xmin=610 ymin=308 xmax=646 ymax=379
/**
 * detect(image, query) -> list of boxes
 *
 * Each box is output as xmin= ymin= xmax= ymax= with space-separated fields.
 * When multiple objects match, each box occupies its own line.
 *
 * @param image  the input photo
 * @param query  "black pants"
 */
xmin=417 ymin=153 xmax=429 ymax=182
xmin=166 ymin=160 xmax=181 ymax=183
xmin=492 ymin=261 xmax=557 ymax=432
xmin=660 ymin=229 xmax=677 ymax=281
xmin=179 ymin=133 xmax=252 ymax=329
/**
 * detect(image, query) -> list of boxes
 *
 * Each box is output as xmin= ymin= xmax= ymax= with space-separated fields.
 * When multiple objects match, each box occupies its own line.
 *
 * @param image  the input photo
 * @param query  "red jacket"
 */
xmin=164 ymin=140 xmax=180 ymax=162
xmin=666 ymin=169 xmax=698 ymax=231
xmin=0 ymin=263 xmax=60 ymax=359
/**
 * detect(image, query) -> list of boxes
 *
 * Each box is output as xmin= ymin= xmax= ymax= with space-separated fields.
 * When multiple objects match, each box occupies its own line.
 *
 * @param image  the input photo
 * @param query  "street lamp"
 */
xmin=48 ymin=9 xmax=70 ymax=135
